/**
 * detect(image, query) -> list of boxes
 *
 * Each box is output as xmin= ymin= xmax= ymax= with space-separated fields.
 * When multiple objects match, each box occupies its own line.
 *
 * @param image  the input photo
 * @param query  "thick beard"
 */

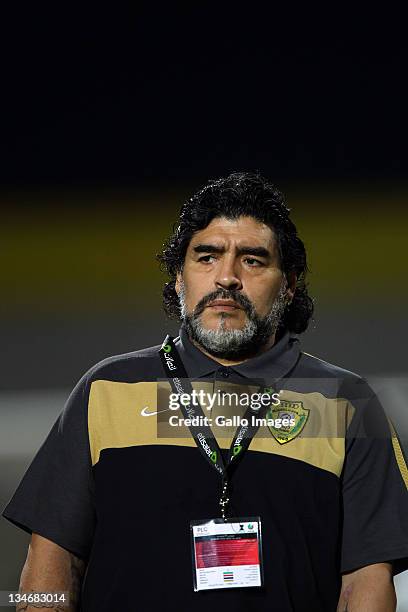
xmin=179 ymin=279 xmax=288 ymax=360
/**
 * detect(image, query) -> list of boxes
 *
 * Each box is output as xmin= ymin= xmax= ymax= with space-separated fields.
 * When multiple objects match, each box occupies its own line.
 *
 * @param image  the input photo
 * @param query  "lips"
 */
xmin=207 ymin=300 xmax=242 ymax=310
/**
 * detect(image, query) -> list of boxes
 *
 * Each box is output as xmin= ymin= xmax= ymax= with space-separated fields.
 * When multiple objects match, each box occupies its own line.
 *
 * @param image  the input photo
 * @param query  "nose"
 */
xmin=214 ymin=256 xmax=243 ymax=291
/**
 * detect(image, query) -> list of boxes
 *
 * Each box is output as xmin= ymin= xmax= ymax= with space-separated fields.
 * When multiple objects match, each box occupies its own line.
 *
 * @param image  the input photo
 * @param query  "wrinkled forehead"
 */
xmin=187 ymin=215 xmax=278 ymax=252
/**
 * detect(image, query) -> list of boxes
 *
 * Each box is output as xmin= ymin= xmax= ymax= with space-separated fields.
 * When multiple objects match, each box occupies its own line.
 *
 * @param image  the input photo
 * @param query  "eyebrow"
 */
xmin=193 ymin=244 xmax=271 ymax=258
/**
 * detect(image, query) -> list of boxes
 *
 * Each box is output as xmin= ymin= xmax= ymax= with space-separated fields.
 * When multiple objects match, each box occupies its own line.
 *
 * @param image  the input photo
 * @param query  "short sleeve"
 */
xmin=1 ymin=373 xmax=96 ymax=560
xmin=340 ymin=377 xmax=408 ymax=575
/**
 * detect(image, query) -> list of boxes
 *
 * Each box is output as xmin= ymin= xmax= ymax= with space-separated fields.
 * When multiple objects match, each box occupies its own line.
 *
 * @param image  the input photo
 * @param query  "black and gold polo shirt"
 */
xmin=3 ymin=326 xmax=408 ymax=612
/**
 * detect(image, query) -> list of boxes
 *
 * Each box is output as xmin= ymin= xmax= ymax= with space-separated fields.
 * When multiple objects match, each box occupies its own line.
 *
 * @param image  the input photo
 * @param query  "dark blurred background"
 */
xmin=1 ymin=5 xmax=407 ymax=607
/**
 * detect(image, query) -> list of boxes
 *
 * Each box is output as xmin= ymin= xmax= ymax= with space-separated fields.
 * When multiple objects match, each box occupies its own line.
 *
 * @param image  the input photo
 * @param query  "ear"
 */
xmin=286 ymin=271 xmax=297 ymax=304
xmin=175 ymin=272 xmax=182 ymax=296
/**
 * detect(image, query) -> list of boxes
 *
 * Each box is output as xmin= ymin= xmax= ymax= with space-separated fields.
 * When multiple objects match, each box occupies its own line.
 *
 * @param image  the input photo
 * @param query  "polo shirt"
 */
xmin=3 ymin=326 xmax=408 ymax=612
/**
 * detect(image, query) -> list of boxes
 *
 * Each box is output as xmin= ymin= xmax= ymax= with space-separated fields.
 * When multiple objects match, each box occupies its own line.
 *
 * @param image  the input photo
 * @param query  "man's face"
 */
xmin=175 ymin=216 xmax=294 ymax=359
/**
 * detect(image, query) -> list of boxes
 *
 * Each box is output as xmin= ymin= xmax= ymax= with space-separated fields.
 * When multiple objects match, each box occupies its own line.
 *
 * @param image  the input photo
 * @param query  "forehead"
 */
xmin=188 ymin=216 xmax=277 ymax=249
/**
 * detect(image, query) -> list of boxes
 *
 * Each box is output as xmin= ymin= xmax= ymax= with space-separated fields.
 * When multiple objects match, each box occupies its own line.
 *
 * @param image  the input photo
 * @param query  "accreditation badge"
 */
xmin=190 ymin=518 xmax=263 ymax=591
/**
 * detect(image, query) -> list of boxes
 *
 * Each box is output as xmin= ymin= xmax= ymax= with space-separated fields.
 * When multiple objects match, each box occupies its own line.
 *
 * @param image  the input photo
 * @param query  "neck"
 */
xmin=189 ymin=332 xmax=277 ymax=366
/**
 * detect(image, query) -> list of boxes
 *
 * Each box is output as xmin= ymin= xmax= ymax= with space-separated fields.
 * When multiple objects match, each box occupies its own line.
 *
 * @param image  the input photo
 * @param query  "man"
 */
xmin=3 ymin=171 xmax=408 ymax=611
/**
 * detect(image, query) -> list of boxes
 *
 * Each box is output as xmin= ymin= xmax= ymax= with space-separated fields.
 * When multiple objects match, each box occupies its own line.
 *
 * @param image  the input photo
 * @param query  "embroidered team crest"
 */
xmin=267 ymin=400 xmax=310 ymax=445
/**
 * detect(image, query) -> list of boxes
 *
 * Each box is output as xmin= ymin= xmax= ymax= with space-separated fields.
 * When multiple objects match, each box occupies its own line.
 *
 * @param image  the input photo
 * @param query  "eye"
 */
xmin=244 ymin=257 xmax=263 ymax=266
xmin=198 ymin=255 xmax=216 ymax=263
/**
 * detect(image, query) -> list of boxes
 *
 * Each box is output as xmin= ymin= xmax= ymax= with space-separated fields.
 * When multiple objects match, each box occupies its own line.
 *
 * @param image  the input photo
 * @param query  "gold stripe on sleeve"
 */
xmin=388 ymin=418 xmax=408 ymax=489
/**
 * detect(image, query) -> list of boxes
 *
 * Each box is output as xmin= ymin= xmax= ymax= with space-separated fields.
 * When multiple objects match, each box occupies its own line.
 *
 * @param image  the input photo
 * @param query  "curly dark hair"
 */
xmin=157 ymin=171 xmax=314 ymax=334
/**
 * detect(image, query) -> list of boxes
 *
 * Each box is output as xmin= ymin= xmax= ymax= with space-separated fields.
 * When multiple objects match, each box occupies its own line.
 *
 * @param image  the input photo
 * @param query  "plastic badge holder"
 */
xmin=190 ymin=517 xmax=264 ymax=592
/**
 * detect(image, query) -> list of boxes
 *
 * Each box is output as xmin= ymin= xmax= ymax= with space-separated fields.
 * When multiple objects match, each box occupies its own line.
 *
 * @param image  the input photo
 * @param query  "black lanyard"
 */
xmin=159 ymin=335 xmax=275 ymax=520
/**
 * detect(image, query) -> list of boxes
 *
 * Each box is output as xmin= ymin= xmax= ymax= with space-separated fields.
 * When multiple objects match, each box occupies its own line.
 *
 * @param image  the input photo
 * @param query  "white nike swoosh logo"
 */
xmin=140 ymin=406 xmax=172 ymax=417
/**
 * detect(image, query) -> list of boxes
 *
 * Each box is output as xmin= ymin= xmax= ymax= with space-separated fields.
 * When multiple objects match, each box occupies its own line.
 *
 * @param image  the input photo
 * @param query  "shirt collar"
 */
xmin=174 ymin=324 xmax=301 ymax=384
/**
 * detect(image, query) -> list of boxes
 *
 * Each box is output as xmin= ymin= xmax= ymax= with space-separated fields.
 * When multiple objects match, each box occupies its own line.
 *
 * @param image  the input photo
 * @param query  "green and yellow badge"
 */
xmin=267 ymin=400 xmax=310 ymax=445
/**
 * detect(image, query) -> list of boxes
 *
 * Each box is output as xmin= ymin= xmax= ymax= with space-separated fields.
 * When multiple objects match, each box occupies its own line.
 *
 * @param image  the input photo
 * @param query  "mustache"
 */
xmin=193 ymin=289 xmax=255 ymax=317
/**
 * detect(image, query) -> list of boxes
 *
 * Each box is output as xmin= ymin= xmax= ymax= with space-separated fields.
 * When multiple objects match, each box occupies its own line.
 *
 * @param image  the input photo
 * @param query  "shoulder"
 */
xmin=299 ymin=350 xmax=361 ymax=380
xmin=56 ymin=342 xmax=166 ymax=439
xmin=78 ymin=342 xmax=164 ymax=387
xmin=297 ymin=349 xmax=373 ymax=401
